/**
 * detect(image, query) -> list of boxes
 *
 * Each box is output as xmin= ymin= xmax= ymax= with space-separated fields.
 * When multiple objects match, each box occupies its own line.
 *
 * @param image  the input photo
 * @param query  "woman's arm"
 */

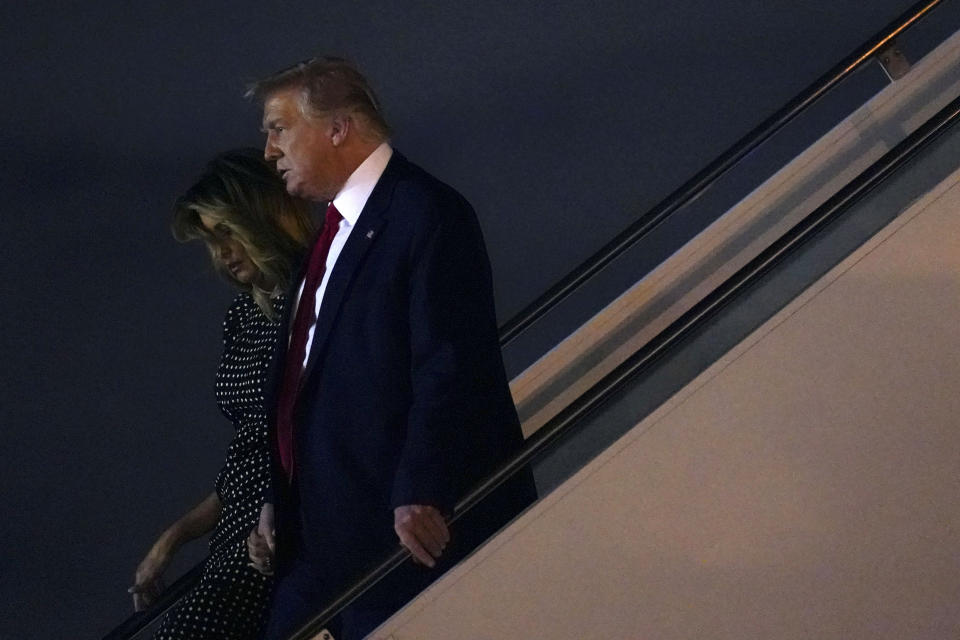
xmin=128 ymin=491 xmax=222 ymax=611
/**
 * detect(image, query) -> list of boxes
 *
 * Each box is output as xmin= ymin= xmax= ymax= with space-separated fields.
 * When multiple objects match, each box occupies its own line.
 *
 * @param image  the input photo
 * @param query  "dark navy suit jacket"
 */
xmin=265 ymin=151 xmax=535 ymax=615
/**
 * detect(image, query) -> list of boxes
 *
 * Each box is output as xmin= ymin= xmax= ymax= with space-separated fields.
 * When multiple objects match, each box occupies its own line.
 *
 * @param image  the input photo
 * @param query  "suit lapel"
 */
xmin=299 ymin=153 xmax=404 ymax=384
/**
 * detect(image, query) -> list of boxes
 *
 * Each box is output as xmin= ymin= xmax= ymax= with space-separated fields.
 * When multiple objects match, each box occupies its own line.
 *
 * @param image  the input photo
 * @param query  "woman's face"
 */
xmin=198 ymin=213 xmax=263 ymax=286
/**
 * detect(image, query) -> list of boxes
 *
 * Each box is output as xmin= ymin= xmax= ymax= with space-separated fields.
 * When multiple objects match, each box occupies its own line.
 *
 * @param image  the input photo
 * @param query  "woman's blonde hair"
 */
xmin=172 ymin=148 xmax=314 ymax=318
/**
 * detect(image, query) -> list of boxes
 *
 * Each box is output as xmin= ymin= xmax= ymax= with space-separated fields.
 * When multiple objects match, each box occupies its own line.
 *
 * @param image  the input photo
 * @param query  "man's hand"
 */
xmin=393 ymin=504 xmax=450 ymax=568
xmin=247 ymin=502 xmax=276 ymax=575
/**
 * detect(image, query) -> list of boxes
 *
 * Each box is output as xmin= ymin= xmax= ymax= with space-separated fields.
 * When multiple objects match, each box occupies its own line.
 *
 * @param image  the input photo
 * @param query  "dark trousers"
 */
xmin=260 ymin=559 xmax=340 ymax=640
xmin=261 ymin=495 xmax=434 ymax=640
xmin=261 ymin=556 xmax=437 ymax=640
xmin=262 ymin=470 xmax=536 ymax=639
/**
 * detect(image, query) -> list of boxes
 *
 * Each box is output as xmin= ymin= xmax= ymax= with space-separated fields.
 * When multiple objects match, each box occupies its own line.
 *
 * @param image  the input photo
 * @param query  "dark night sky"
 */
xmin=2 ymin=2 xmax=958 ymax=638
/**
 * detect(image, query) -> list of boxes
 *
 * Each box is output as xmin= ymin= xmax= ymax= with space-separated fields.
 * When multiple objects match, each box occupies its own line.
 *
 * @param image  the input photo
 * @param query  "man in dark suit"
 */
xmin=245 ymin=57 xmax=535 ymax=640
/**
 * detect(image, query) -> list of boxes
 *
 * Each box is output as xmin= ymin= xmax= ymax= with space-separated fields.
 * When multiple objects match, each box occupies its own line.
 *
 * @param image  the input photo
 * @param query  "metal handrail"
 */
xmin=289 ymin=88 xmax=960 ymax=640
xmin=102 ymin=2 xmax=948 ymax=637
xmin=498 ymin=0 xmax=945 ymax=346
xmin=103 ymin=563 xmax=204 ymax=640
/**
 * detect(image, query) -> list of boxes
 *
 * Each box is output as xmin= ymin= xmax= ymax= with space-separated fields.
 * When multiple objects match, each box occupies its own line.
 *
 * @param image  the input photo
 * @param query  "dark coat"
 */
xmin=266 ymin=151 xmax=535 ymax=615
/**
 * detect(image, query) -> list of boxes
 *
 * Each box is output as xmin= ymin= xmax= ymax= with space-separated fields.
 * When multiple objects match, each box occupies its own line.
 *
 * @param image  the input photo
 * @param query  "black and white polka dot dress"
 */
xmin=156 ymin=293 xmax=284 ymax=639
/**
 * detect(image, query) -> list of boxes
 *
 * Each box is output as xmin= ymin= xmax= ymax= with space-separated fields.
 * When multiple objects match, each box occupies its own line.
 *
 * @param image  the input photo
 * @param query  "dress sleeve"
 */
xmin=212 ymin=293 xmax=250 ymax=498
xmin=220 ymin=293 xmax=248 ymax=349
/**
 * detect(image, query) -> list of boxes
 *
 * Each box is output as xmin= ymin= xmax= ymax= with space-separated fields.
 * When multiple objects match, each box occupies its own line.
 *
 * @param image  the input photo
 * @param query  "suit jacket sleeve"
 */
xmin=390 ymin=198 xmax=501 ymax=514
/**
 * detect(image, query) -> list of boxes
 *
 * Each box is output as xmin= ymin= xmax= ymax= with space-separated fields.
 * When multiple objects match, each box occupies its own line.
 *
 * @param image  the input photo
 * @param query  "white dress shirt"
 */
xmin=293 ymin=142 xmax=393 ymax=368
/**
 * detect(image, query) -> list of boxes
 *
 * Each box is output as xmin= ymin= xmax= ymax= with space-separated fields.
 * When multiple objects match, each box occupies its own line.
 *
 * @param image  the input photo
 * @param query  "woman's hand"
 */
xmin=128 ymin=549 xmax=170 ymax=611
xmin=127 ymin=491 xmax=221 ymax=611
xmin=247 ymin=502 xmax=276 ymax=575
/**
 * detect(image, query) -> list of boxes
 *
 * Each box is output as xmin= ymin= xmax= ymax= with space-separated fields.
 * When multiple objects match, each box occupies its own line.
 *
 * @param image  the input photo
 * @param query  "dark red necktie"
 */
xmin=275 ymin=203 xmax=343 ymax=482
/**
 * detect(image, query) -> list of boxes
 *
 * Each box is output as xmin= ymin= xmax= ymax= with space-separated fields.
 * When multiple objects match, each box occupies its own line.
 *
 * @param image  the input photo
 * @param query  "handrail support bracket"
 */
xmin=877 ymin=40 xmax=912 ymax=82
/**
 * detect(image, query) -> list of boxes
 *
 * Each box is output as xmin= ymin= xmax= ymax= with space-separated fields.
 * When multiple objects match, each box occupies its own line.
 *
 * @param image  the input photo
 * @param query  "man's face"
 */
xmin=262 ymin=88 xmax=339 ymax=202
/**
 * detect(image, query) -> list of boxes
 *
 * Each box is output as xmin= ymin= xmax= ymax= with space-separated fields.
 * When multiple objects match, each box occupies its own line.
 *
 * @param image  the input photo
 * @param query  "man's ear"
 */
xmin=329 ymin=114 xmax=350 ymax=147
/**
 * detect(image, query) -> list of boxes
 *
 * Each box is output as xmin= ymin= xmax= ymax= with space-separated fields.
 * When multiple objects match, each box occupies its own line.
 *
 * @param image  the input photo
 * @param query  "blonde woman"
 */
xmin=129 ymin=148 xmax=313 ymax=639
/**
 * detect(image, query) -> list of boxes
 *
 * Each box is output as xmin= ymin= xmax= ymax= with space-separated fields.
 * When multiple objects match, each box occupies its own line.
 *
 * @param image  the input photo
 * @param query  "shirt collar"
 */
xmin=332 ymin=142 xmax=393 ymax=226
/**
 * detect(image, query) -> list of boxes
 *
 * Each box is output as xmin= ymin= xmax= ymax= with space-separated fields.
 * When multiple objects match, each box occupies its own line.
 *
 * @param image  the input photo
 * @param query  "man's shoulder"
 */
xmin=389 ymin=153 xmax=470 ymax=206
xmin=385 ymin=152 xmax=475 ymax=226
